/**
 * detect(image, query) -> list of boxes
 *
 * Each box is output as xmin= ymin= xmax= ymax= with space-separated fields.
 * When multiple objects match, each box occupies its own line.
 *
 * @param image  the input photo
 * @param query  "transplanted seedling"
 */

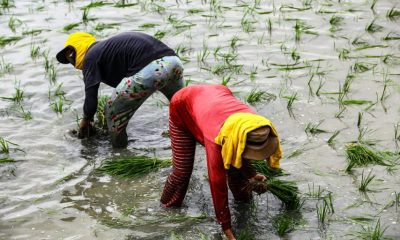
xmin=273 ymin=214 xmax=296 ymax=236
xmin=386 ymin=7 xmax=400 ymax=21
xmin=0 ymin=35 xmax=22 ymax=48
xmin=305 ymin=121 xmax=327 ymax=135
xmin=354 ymin=219 xmax=389 ymax=240
xmin=345 ymin=142 xmax=396 ymax=172
xmin=358 ymin=170 xmax=375 ymax=192
xmin=245 ymin=89 xmax=276 ymax=105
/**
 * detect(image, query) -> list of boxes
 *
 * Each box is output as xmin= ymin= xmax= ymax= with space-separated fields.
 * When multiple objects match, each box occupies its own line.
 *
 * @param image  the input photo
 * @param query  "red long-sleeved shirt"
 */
xmin=168 ymin=84 xmax=255 ymax=229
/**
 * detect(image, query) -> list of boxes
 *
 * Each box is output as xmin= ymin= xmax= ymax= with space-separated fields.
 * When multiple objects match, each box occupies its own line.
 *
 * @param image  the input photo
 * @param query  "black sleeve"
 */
xmin=83 ymin=83 xmax=99 ymax=121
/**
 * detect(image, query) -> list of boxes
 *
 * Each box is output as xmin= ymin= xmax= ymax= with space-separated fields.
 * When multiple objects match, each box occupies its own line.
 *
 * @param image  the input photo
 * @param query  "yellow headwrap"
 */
xmin=214 ymin=112 xmax=282 ymax=170
xmin=64 ymin=32 xmax=96 ymax=70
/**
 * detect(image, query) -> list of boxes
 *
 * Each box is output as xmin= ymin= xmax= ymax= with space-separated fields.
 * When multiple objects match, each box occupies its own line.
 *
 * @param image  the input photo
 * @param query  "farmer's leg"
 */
xmin=157 ymin=56 xmax=184 ymax=100
xmin=160 ymin=119 xmax=196 ymax=207
xmin=227 ymin=168 xmax=253 ymax=203
xmin=105 ymin=59 xmax=171 ymax=147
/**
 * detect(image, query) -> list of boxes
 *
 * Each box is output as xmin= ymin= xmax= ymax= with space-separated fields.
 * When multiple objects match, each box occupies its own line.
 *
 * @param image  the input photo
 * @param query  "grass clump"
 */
xmin=345 ymin=143 xmax=396 ymax=172
xmin=98 ymin=156 xmax=171 ymax=178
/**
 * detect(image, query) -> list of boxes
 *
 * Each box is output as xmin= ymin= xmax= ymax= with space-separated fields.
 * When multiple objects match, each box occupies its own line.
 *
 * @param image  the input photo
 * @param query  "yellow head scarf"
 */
xmin=214 ymin=112 xmax=282 ymax=170
xmin=64 ymin=32 xmax=96 ymax=70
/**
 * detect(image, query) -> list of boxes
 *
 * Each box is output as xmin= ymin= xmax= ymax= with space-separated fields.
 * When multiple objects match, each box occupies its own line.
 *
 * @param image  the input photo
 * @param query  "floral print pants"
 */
xmin=105 ymin=56 xmax=184 ymax=139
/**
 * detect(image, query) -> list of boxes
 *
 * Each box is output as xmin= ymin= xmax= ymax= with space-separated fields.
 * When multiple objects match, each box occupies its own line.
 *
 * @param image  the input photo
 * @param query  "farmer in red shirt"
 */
xmin=160 ymin=84 xmax=282 ymax=240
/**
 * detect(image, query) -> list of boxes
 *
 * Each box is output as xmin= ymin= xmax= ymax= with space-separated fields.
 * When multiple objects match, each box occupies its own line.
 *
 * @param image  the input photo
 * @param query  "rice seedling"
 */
xmin=380 ymin=70 xmax=390 ymax=102
xmin=285 ymin=92 xmax=297 ymax=110
xmin=0 ymin=81 xmax=24 ymax=103
xmin=305 ymin=121 xmax=327 ymax=135
xmin=280 ymin=4 xmax=311 ymax=12
xmin=240 ymin=16 xmax=255 ymax=33
xmin=341 ymin=99 xmax=372 ymax=105
xmin=81 ymin=1 xmax=110 ymax=10
xmin=267 ymin=18 xmax=272 ymax=35
xmin=16 ymin=105 xmax=32 ymax=121
xmin=354 ymin=219 xmax=388 ymax=240
xmin=0 ymin=137 xmax=21 ymax=154
xmin=50 ymin=97 xmax=66 ymax=114
xmin=353 ymin=62 xmax=376 ymax=73
xmin=315 ymin=79 xmax=324 ymax=97
xmin=365 ymin=20 xmax=383 ymax=33
xmin=329 ymin=15 xmax=343 ymax=32
xmin=8 ymin=16 xmax=23 ymax=32
xmin=47 ymin=64 xmax=57 ymax=85
xmin=383 ymin=32 xmax=400 ymax=41
xmin=0 ymin=35 xmax=22 ymax=48
xmin=137 ymin=23 xmax=157 ymax=29
xmin=1 ymin=0 xmax=14 ymax=8
xmin=196 ymin=44 xmax=210 ymax=64
xmin=316 ymin=199 xmax=329 ymax=224
xmin=154 ymin=30 xmax=166 ymax=40
xmin=97 ymin=156 xmax=172 ymax=178
xmin=229 ymin=36 xmax=240 ymax=50
xmin=187 ymin=8 xmax=204 ymax=14
xmin=273 ymin=215 xmax=295 ymax=236
xmin=345 ymin=142 xmax=395 ymax=172
xmin=358 ymin=170 xmax=375 ymax=192
xmin=237 ymin=227 xmax=255 ymax=240
xmin=167 ymin=14 xmax=195 ymax=32
xmin=0 ymin=157 xmax=15 ymax=164
xmin=327 ymin=130 xmax=340 ymax=145
xmin=387 ymin=7 xmax=400 ymax=21
xmin=370 ymin=0 xmax=378 ymax=10
xmin=0 ymin=57 xmax=12 ymax=76
xmin=220 ymin=75 xmax=231 ymax=86
xmin=95 ymin=95 xmax=110 ymax=129
xmin=114 ymin=0 xmax=137 ymax=8
xmin=395 ymin=123 xmax=400 ymax=142
xmin=338 ymin=48 xmax=350 ymax=60
xmin=48 ymin=83 xmax=66 ymax=100
xmin=94 ymin=22 xmax=119 ymax=32
xmin=30 ymin=45 xmax=40 ymax=60
xmin=306 ymin=182 xmax=325 ymax=198
xmin=62 ymin=22 xmax=80 ymax=32
xmin=0 ymin=137 xmax=10 ymax=154
xmin=294 ymin=20 xmax=318 ymax=43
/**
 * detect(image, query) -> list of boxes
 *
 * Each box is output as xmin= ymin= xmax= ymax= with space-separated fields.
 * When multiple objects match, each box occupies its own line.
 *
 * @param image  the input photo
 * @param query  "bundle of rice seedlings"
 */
xmin=266 ymin=178 xmax=301 ymax=210
xmin=251 ymin=160 xmax=300 ymax=210
xmin=251 ymin=160 xmax=284 ymax=178
xmin=98 ymin=156 xmax=171 ymax=178
xmin=345 ymin=143 xmax=396 ymax=172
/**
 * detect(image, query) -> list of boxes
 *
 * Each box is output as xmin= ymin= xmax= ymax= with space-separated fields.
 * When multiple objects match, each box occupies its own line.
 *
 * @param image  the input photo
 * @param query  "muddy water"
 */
xmin=0 ymin=0 xmax=399 ymax=239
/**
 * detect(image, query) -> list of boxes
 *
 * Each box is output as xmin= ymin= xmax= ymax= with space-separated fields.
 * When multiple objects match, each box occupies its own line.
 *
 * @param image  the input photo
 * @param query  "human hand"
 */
xmin=223 ymin=228 xmax=236 ymax=240
xmin=249 ymin=174 xmax=267 ymax=195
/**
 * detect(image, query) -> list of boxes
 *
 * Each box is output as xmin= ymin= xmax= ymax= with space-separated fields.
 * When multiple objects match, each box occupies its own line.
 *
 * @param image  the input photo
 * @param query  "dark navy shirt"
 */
xmin=82 ymin=32 xmax=176 ymax=120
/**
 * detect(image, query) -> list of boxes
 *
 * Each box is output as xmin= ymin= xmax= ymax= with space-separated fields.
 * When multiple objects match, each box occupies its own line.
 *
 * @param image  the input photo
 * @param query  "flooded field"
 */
xmin=0 ymin=0 xmax=399 ymax=239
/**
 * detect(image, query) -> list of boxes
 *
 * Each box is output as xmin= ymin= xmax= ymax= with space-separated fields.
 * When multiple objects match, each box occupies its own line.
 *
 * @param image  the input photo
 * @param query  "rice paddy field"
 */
xmin=0 ymin=0 xmax=399 ymax=239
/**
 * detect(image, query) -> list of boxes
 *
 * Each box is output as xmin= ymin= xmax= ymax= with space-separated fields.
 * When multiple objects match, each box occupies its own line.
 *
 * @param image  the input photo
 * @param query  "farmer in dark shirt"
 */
xmin=56 ymin=32 xmax=184 ymax=147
